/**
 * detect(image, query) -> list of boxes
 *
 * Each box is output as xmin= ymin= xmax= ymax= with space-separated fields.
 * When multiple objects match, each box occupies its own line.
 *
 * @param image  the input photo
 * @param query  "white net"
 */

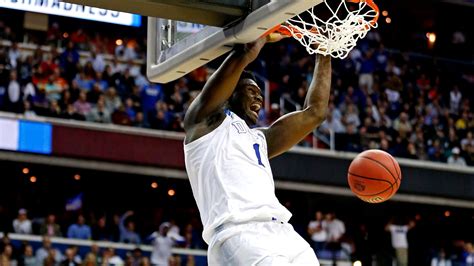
xmin=280 ymin=0 xmax=379 ymax=59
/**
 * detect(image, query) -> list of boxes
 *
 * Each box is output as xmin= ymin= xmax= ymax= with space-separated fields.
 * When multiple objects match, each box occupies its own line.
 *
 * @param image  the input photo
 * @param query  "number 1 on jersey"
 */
xmin=253 ymin=143 xmax=265 ymax=167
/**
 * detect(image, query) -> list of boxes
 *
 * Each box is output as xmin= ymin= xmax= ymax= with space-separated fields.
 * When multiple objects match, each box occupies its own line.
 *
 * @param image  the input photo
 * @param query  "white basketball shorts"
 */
xmin=207 ymin=221 xmax=320 ymax=265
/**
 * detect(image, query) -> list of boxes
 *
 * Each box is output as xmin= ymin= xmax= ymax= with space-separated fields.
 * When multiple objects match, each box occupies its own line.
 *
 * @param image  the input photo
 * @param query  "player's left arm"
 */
xmin=260 ymin=55 xmax=331 ymax=159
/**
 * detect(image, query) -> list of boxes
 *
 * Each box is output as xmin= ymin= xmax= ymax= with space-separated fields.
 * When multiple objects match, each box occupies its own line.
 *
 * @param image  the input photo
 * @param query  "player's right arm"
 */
xmin=183 ymin=38 xmax=268 ymax=142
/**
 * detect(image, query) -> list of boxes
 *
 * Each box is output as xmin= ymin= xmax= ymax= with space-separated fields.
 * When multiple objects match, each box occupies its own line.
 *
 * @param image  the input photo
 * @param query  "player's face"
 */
xmin=231 ymin=79 xmax=263 ymax=125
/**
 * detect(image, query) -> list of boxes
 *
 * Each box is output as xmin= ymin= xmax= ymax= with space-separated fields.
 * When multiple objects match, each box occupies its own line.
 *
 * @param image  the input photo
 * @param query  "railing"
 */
xmin=280 ymin=93 xmax=301 ymax=114
xmin=0 ymin=232 xmax=352 ymax=266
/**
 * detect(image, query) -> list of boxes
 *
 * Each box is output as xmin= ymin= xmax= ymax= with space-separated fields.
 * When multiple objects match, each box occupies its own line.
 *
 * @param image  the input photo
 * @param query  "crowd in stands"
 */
xmin=1 ymin=208 xmax=204 ymax=266
xmin=0 ymin=19 xmax=473 ymax=167
xmin=306 ymin=211 xmax=474 ymax=266
xmin=1 ymin=206 xmax=474 ymax=265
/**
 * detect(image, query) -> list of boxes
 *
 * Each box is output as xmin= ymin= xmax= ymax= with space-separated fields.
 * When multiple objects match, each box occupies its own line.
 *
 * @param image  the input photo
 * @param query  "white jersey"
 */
xmin=388 ymin=225 xmax=409 ymax=248
xmin=184 ymin=110 xmax=292 ymax=244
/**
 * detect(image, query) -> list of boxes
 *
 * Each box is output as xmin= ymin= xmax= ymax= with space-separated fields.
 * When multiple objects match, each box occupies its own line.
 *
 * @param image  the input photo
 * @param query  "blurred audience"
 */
xmin=67 ymin=215 xmax=91 ymax=240
xmin=12 ymin=209 xmax=32 ymax=235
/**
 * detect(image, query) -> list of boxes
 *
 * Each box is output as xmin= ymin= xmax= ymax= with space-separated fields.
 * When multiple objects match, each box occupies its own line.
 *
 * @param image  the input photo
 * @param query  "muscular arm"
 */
xmin=183 ymin=38 xmax=267 ymax=132
xmin=261 ymin=55 xmax=332 ymax=159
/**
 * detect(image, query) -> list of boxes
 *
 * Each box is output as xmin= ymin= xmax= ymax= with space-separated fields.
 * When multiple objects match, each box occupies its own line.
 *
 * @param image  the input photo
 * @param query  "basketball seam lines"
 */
xmin=387 ymin=155 xmax=401 ymax=186
xmin=359 ymin=156 xmax=398 ymax=186
xmin=348 ymin=172 xmax=393 ymax=185
xmin=348 ymin=171 xmax=394 ymax=198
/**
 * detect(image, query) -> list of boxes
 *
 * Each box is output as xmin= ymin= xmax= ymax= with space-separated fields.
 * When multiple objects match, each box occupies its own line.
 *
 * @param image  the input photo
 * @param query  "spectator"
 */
xmin=431 ymin=249 xmax=452 ymax=266
xmin=60 ymin=248 xmax=80 ymax=266
xmin=119 ymin=211 xmax=141 ymax=244
xmin=112 ymin=105 xmax=132 ymax=126
xmin=102 ymin=248 xmax=123 ymax=265
xmin=18 ymin=244 xmax=36 ymax=266
xmin=0 ymin=244 xmax=17 ymax=266
xmin=46 ymin=22 xmax=61 ymax=45
xmin=6 ymin=70 xmax=22 ymax=113
xmin=447 ymin=147 xmax=467 ymax=166
xmin=61 ymin=104 xmax=85 ymax=121
xmin=104 ymin=87 xmax=122 ymax=113
xmin=148 ymin=101 xmax=171 ymax=130
xmin=92 ymin=216 xmax=111 ymax=241
xmin=449 ymin=85 xmax=462 ymax=115
xmin=463 ymin=242 xmax=474 ymax=265
xmin=149 ymin=222 xmax=178 ymax=266
xmin=40 ymin=214 xmax=62 ymax=237
xmin=23 ymin=101 xmax=37 ymax=118
xmin=393 ymin=112 xmax=413 ymax=139
xmin=140 ymin=83 xmax=164 ymax=114
xmin=8 ymin=42 xmax=20 ymax=68
xmin=73 ymin=91 xmax=92 ymax=117
xmin=133 ymin=112 xmax=146 ymax=128
xmin=13 ymin=208 xmax=32 ymax=235
xmin=60 ymin=42 xmax=79 ymax=81
xmin=385 ymin=218 xmax=415 ymax=266
xmin=83 ymin=244 xmax=101 ymax=266
xmin=358 ymin=50 xmax=376 ymax=93
xmin=0 ymin=234 xmax=12 ymax=255
xmin=343 ymin=104 xmax=361 ymax=128
xmin=307 ymin=211 xmax=328 ymax=256
xmin=87 ymin=83 xmax=104 ymax=103
xmin=325 ymin=212 xmax=346 ymax=261
xmin=67 ymin=214 xmax=92 ymax=240
xmin=35 ymin=236 xmax=63 ymax=265
xmin=129 ymin=248 xmax=150 ymax=266
xmin=91 ymin=52 xmax=106 ymax=73
xmin=46 ymin=100 xmax=62 ymax=118
xmin=44 ymin=75 xmax=63 ymax=102
xmin=124 ymin=97 xmax=136 ymax=120
xmin=86 ymin=99 xmax=111 ymax=124
xmin=461 ymin=132 xmax=474 ymax=150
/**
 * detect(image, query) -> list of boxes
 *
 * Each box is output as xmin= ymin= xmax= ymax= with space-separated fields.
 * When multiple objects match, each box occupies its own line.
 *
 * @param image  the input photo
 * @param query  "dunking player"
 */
xmin=184 ymin=35 xmax=331 ymax=265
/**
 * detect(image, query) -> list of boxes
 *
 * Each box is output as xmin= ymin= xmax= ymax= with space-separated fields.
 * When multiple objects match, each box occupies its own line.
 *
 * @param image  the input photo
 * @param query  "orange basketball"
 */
xmin=348 ymin=150 xmax=402 ymax=203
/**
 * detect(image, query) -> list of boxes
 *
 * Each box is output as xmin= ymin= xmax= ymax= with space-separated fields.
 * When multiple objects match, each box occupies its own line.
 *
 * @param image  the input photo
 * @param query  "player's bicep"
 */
xmin=261 ymin=108 xmax=324 ymax=159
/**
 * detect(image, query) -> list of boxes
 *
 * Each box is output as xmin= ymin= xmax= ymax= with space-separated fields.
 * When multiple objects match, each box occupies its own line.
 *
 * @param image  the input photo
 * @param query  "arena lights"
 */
xmin=385 ymin=17 xmax=392 ymax=24
xmin=30 ymin=176 xmax=37 ymax=183
xmin=63 ymin=32 xmax=69 ymax=38
xmin=382 ymin=10 xmax=388 ymax=17
xmin=168 ymin=189 xmax=176 ymax=197
xmin=444 ymin=211 xmax=451 ymax=217
xmin=353 ymin=261 xmax=362 ymax=266
xmin=116 ymin=39 xmax=123 ymax=46
xmin=22 ymin=168 xmax=30 ymax=174
xmin=74 ymin=174 xmax=81 ymax=181
xmin=151 ymin=182 xmax=158 ymax=189
xmin=426 ymin=32 xmax=436 ymax=43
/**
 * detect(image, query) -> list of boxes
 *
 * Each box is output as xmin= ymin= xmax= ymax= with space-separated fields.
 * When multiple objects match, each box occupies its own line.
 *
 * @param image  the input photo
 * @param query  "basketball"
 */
xmin=348 ymin=150 xmax=402 ymax=203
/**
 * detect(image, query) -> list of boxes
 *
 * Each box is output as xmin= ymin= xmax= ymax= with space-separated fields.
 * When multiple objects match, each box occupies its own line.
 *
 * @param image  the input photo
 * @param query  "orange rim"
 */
xmin=264 ymin=0 xmax=379 ymax=38
xmin=347 ymin=0 xmax=380 ymax=29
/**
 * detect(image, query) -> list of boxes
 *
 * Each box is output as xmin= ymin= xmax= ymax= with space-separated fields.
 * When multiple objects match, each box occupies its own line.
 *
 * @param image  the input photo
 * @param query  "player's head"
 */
xmin=315 ymin=211 xmax=323 ymax=220
xmin=227 ymin=71 xmax=263 ymax=126
xmin=159 ymin=222 xmax=171 ymax=236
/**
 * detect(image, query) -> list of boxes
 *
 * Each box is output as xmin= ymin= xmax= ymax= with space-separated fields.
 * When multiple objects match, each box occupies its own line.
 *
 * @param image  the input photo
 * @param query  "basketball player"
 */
xmin=184 ymin=35 xmax=331 ymax=265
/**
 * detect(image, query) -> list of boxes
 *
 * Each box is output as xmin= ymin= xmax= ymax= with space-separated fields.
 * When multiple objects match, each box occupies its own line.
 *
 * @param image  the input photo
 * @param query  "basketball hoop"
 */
xmin=270 ymin=0 xmax=379 ymax=59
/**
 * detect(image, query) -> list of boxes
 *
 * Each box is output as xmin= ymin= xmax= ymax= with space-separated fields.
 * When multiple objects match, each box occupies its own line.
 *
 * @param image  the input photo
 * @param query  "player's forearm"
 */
xmin=303 ymin=55 xmax=331 ymax=122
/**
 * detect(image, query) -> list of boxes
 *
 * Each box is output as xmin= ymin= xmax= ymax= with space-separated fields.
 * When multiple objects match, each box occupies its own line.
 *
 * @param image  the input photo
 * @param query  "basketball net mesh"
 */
xmin=281 ymin=0 xmax=379 ymax=59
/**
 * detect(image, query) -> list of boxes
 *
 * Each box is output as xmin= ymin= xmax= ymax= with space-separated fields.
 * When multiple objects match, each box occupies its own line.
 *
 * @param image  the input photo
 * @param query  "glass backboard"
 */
xmin=147 ymin=0 xmax=323 ymax=83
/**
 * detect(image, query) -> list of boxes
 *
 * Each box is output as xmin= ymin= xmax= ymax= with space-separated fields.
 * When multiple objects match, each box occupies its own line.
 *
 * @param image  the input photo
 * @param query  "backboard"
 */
xmin=65 ymin=0 xmax=323 ymax=83
xmin=147 ymin=1 xmax=324 ymax=83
